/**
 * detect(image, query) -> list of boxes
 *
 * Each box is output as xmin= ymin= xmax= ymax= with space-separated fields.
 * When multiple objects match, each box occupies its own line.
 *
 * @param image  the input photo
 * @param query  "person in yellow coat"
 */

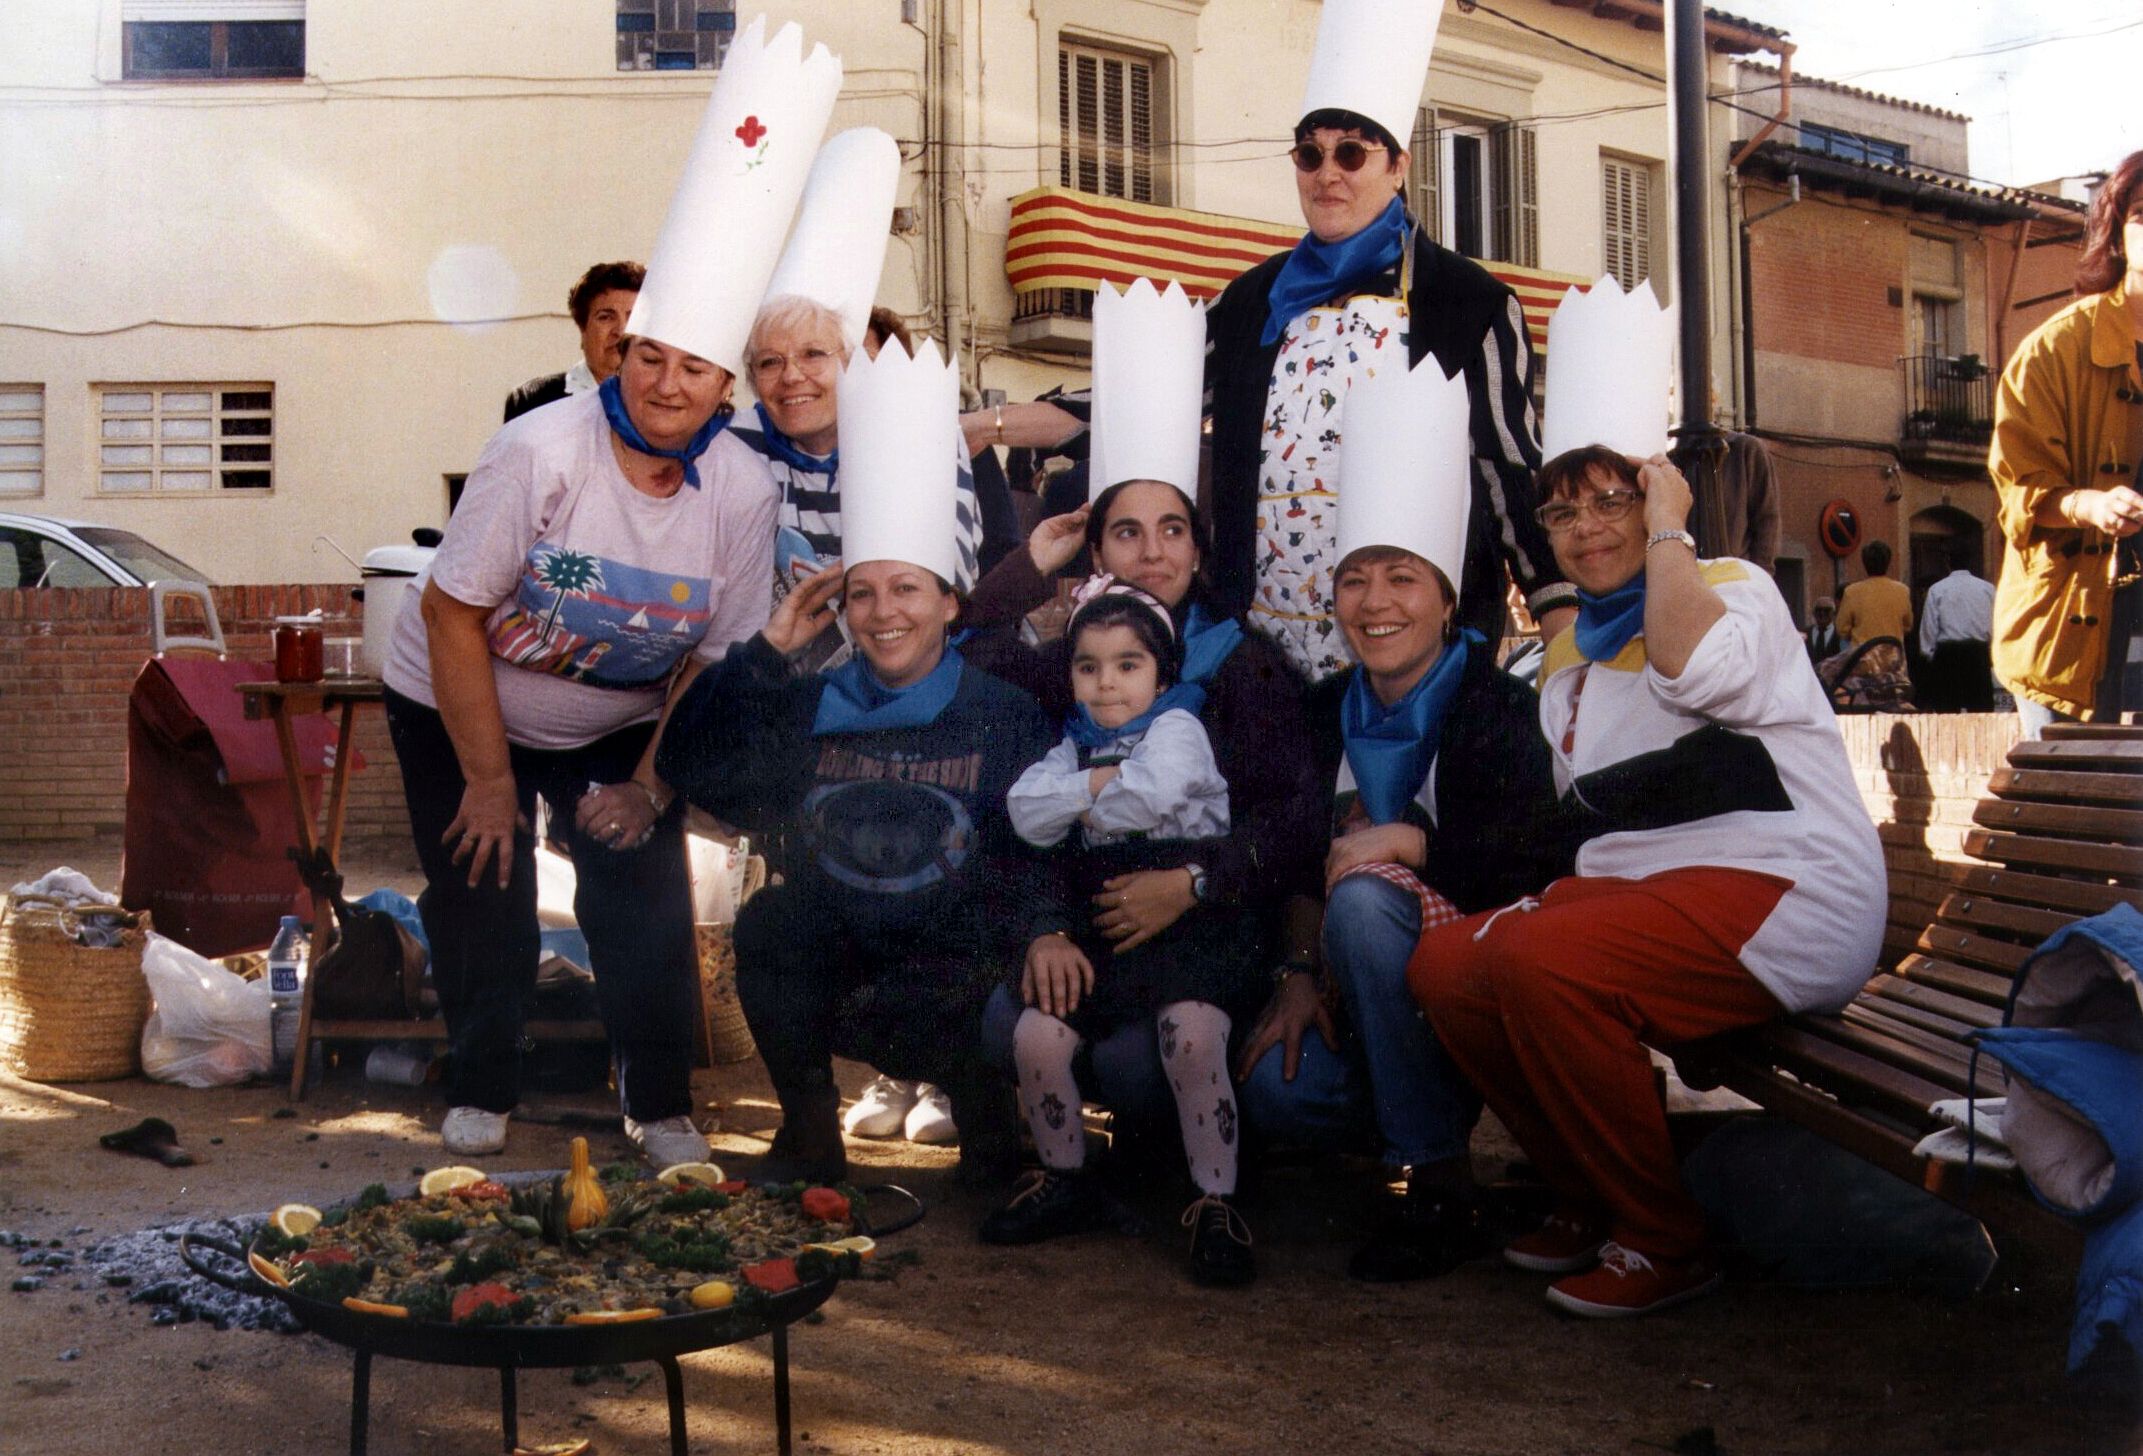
xmin=1989 ymin=149 xmax=2143 ymax=735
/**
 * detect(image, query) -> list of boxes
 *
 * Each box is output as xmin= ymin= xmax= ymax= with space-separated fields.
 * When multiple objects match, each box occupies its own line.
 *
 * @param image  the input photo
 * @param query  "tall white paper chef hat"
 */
xmin=1541 ymin=277 xmax=1676 ymax=460
xmin=1299 ymin=0 xmax=1444 ymax=152
xmin=761 ymin=128 xmax=903 ymax=352
xmin=835 ymin=338 xmax=964 ymax=585
xmin=626 ymin=16 xmax=843 ymax=374
xmin=1088 ymin=278 xmax=1208 ymax=501
xmin=1334 ymin=355 xmax=1473 ymax=590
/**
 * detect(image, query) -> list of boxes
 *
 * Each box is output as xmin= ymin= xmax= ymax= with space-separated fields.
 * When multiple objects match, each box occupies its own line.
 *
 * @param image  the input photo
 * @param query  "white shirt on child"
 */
xmin=1008 ymin=708 xmax=1230 ymax=848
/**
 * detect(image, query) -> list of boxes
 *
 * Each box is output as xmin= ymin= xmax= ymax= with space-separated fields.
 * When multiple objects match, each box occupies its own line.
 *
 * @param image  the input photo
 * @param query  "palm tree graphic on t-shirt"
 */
xmin=532 ymin=547 xmax=605 ymax=640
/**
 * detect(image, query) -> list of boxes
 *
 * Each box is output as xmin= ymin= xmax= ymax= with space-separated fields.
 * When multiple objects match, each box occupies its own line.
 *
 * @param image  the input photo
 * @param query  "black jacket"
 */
xmin=503 ymin=372 xmax=570 ymax=424
xmin=1203 ymin=233 xmax=1568 ymax=641
xmin=1306 ymin=648 xmax=1579 ymax=913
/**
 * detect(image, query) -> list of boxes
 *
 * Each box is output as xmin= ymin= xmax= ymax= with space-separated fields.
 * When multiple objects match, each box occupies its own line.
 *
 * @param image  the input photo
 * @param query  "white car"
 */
xmin=0 ymin=512 xmax=213 ymax=588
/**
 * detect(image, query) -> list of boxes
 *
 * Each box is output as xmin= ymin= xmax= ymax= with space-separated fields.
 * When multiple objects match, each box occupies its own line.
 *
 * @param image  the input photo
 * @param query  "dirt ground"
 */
xmin=1 ymin=841 xmax=2135 ymax=1456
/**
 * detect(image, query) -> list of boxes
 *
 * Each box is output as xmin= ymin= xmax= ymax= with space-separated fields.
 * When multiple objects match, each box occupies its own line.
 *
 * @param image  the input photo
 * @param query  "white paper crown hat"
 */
xmin=1542 ymin=277 xmax=1676 ymax=460
xmin=1334 ymin=356 xmax=1473 ymax=588
xmin=835 ymin=338 xmax=964 ymax=584
xmin=625 ymin=16 xmax=842 ymax=373
xmin=1088 ymin=279 xmax=1208 ymax=500
xmin=761 ymin=128 xmax=902 ymax=351
xmin=1299 ymin=0 xmax=1444 ymax=151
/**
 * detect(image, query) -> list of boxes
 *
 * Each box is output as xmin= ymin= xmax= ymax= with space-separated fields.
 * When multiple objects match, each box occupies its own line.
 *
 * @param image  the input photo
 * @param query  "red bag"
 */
xmin=120 ymin=657 xmax=343 ymax=958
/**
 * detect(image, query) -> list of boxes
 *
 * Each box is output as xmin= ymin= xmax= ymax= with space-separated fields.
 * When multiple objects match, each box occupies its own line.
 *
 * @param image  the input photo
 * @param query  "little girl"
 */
xmin=991 ymin=578 xmax=1265 ymax=1287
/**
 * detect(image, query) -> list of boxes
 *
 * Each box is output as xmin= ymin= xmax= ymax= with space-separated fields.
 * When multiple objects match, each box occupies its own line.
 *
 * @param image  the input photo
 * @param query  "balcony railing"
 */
xmin=1899 ymin=353 xmax=1993 ymax=447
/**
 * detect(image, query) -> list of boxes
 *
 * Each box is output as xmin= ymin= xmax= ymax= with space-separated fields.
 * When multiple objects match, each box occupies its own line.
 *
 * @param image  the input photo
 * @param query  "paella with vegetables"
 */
xmin=246 ymin=1139 xmax=870 ymax=1327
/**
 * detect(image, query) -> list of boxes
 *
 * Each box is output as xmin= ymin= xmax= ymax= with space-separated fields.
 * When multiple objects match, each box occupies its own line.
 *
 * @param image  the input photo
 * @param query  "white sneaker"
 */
xmin=903 ymin=1083 xmax=958 ymax=1145
xmin=843 ymin=1076 xmax=920 ymax=1138
xmin=441 ymin=1106 xmax=509 ymax=1156
xmin=624 ymin=1114 xmax=712 ymax=1168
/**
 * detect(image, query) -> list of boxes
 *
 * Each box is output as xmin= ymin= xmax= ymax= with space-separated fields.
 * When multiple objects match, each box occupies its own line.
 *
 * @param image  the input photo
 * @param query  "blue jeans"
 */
xmin=1303 ymin=875 xmax=1480 ymax=1166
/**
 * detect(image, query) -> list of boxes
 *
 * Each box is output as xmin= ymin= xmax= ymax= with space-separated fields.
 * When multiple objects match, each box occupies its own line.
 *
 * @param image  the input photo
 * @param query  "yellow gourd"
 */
xmin=562 ymin=1136 xmax=608 ymax=1232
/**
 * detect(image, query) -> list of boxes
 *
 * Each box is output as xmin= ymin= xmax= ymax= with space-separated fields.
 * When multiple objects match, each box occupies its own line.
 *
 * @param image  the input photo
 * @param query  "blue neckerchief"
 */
xmin=752 ymin=402 xmax=838 ymax=480
xmin=811 ymin=644 xmax=964 ymax=736
xmin=1260 ymin=197 xmax=1410 ymax=348
xmin=1340 ymin=629 xmax=1480 ymax=825
xmin=1063 ymin=681 xmax=1207 ymax=751
xmin=1179 ymin=604 xmax=1245 ymax=687
xmin=1574 ymin=577 xmax=1647 ymax=661
xmin=598 ymin=374 xmax=727 ymax=489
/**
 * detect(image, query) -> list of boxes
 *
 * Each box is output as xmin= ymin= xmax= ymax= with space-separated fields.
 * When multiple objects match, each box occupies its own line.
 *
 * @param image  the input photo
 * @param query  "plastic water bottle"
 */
xmin=267 ymin=915 xmax=308 ymax=1077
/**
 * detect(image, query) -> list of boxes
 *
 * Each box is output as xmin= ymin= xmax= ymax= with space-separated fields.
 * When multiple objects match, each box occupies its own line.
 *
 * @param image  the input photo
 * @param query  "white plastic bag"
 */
xmin=139 ymin=931 xmax=273 ymax=1088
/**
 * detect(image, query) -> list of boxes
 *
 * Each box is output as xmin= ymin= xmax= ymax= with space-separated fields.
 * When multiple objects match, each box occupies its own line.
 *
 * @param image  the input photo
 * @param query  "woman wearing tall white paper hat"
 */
xmin=380 ymin=16 xmax=838 ymax=1167
xmin=1408 ymin=281 xmax=1884 ymax=1317
xmin=1200 ymin=0 xmax=1573 ymax=684
xmin=965 ymin=280 xmax=1325 ymax=1164
xmin=659 ymin=339 xmax=1056 ymax=1185
xmin=1229 ymin=355 xmax=1575 ymax=1284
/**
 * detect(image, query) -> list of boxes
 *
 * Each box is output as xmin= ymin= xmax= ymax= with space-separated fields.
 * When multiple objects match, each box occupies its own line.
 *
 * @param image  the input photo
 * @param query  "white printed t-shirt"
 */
xmin=384 ymin=391 xmax=778 ymax=750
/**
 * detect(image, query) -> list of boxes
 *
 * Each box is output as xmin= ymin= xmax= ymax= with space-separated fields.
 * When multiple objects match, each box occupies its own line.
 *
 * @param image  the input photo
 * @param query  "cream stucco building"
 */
xmin=1 ymin=0 xmax=1784 ymax=583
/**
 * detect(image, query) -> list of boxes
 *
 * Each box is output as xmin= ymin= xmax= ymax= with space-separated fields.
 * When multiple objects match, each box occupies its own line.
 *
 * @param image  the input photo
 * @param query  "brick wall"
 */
xmin=1746 ymin=184 xmax=1910 ymax=372
xmin=0 ymin=585 xmax=410 ymax=852
xmin=1837 ymin=711 xmax=2020 ymax=970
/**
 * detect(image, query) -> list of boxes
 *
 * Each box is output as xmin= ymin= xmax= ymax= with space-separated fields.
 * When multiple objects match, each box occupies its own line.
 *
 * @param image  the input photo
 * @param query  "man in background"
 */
xmin=503 ymin=261 xmax=645 ymax=423
xmin=1805 ymin=596 xmax=1842 ymax=666
xmin=1838 ymin=540 xmax=1913 ymax=648
xmin=1918 ymin=564 xmax=1998 ymax=712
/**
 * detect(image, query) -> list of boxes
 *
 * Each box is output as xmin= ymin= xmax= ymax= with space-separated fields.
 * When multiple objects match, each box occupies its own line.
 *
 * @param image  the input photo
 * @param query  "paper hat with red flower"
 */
xmin=762 ymin=128 xmax=903 ymax=351
xmin=1334 ymin=355 xmax=1473 ymax=590
xmin=626 ymin=15 xmax=843 ymax=373
xmin=1299 ymin=0 xmax=1444 ymax=151
xmin=1541 ymin=277 xmax=1675 ymax=460
xmin=1089 ymin=279 xmax=1207 ymax=502
xmin=835 ymin=337 xmax=964 ymax=584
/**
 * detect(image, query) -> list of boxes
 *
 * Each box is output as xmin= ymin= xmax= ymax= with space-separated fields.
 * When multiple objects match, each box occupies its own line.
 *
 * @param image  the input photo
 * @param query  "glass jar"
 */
xmin=273 ymin=616 xmax=325 ymax=684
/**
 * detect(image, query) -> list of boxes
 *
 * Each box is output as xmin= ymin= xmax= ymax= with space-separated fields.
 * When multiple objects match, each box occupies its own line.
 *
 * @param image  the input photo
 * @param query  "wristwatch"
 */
xmin=1646 ymin=528 xmax=1697 ymax=554
xmin=1184 ymin=863 xmax=1211 ymax=903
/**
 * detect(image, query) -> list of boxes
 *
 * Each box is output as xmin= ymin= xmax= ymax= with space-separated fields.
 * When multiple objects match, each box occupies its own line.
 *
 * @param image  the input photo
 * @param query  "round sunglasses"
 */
xmin=1289 ymin=138 xmax=1389 ymax=173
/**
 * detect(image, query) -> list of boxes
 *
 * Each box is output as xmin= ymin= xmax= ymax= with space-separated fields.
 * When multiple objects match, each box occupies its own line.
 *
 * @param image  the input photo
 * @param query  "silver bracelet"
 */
xmin=1646 ymin=528 xmax=1697 ymax=554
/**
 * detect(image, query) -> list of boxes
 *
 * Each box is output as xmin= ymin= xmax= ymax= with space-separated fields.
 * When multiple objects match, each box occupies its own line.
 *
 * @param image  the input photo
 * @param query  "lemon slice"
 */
xmin=342 ymin=1296 xmax=409 ymax=1319
xmin=418 ymin=1165 xmax=488 ymax=1197
xmin=655 ymin=1161 xmax=727 ymax=1189
xmin=831 ymin=1235 xmax=877 ymax=1258
xmin=247 ymin=1251 xmax=290 ymax=1289
xmin=270 ymin=1203 xmax=323 ymax=1237
xmin=687 ymin=1279 xmax=736 ymax=1310
xmin=563 ymin=1307 xmax=663 ymax=1325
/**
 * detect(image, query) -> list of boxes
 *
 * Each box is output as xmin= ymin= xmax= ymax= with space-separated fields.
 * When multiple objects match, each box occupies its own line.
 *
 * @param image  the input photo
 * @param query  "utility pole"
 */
xmin=1666 ymin=0 xmax=1727 ymax=549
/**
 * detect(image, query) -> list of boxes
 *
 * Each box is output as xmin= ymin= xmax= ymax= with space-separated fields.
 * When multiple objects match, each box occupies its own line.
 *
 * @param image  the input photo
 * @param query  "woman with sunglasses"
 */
xmin=1200 ymin=104 xmax=1575 ymax=683
xmin=1407 ymin=446 xmax=1883 ymax=1318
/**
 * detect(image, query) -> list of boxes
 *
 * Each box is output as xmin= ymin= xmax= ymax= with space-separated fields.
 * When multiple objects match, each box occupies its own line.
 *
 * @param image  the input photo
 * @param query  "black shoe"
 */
xmin=758 ymin=1082 xmax=848 ymax=1185
xmin=1348 ymin=1181 xmax=1492 ymax=1283
xmin=978 ymin=1167 xmax=1111 ymax=1245
xmin=1182 ymin=1193 xmax=1255 ymax=1287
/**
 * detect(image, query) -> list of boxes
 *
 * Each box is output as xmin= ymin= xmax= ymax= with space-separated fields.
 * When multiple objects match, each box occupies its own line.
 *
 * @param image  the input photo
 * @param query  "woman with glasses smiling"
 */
xmin=1406 ymin=443 xmax=1884 ymax=1318
xmin=1199 ymin=0 xmax=1574 ymax=685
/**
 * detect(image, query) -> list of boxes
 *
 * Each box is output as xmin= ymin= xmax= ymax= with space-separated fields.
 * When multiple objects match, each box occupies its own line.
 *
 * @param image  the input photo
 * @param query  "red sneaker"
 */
xmin=1545 ymin=1242 xmax=1721 ymax=1318
xmin=1502 ymin=1211 xmax=1608 ymax=1273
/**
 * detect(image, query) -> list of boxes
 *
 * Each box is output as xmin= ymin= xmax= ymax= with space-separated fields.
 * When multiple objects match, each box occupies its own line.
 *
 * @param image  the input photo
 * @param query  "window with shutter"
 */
xmin=1058 ymin=42 xmax=1156 ymax=205
xmin=1409 ymin=107 xmax=1441 ymax=245
xmin=1601 ymin=157 xmax=1654 ymax=293
xmin=1490 ymin=123 xmax=1539 ymax=268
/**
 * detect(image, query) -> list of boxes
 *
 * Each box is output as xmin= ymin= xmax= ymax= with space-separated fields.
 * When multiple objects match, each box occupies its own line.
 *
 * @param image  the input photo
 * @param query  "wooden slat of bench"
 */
xmin=1988 ymin=765 xmax=2143 ymax=806
xmin=2007 ymin=738 xmax=2143 ymax=769
xmin=2034 ymin=724 xmax=2143 ymax=743
xmin=1863 ymin=972 xmax=2003 ymax=1030
xmin=1948 ymin=864 xmax=2143 ymax=918
xmin=1746 ymin=1023 xmax=1954 ymax=1122
xmin=1895 ymin=952 xmax=2016 ymax=1007
xmin=1972 ymin=798 xmax=2143 ymax=842
xmin=1961 ymin=827 xmax=2143 ymax=880
xmin=1933 ymin=891 xmax=2078 ymax=946
xmin=1807 ymin=1011 xmax=1982 ymax=1095
xmin=1915 ymin=923 xmax=2034 ymax=976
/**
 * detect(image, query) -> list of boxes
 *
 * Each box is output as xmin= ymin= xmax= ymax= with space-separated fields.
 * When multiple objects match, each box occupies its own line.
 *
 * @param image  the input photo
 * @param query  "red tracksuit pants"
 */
xmin=1408 ymin=868 xmax=1789 ymax=1260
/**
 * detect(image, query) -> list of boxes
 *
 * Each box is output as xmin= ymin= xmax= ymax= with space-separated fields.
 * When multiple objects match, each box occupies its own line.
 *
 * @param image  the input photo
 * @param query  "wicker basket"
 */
xmin=694 ymin=855 xmax=767 ymax=1065
xmin=0 ymin=898 xmax=152 ymax=1083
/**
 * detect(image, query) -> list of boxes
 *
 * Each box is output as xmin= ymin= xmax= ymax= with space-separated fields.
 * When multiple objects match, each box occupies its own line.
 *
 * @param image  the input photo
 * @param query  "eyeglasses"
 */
xmin=1536 ymin=488 xmax=1643 ymax=534
xmin=1290 ymin=139 xmax=1389 ymax=173
xmin=748 ymin=346 xmax=839 ymax=380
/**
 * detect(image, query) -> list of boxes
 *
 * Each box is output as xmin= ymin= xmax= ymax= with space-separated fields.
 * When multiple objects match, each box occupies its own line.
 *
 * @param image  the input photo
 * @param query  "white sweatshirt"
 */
xmin=1008 ymin=709 xmax=1231 ymax=849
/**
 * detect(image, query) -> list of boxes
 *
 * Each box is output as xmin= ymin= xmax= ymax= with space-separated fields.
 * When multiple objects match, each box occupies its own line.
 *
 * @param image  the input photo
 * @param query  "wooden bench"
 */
xmin=1677 ymin=723 xmax=2143 ymax=1254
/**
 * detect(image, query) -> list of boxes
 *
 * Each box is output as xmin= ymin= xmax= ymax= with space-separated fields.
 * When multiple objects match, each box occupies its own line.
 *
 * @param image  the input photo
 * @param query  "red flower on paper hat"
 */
xmin=735 ymin=115 xmax=767 ymax=147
